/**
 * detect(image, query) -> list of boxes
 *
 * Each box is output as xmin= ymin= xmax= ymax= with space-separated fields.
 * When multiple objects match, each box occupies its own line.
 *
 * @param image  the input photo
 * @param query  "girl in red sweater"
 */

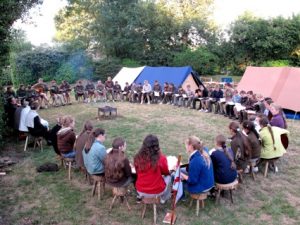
xmin=134 ymin=134 xmax=171 ymax=203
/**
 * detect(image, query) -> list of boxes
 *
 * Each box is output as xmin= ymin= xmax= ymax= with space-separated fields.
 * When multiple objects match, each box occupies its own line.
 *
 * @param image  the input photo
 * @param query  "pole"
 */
xmin=170 ymin=155 xmax=182 ymax=225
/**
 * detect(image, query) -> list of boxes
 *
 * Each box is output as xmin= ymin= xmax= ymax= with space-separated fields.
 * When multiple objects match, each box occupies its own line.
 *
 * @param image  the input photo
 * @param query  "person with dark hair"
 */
xmin=104 ymin=137 xmax=132 ymax=187
xmin=96 ymin=80 xmax=107 ymax=102
xmin=207 ymin=85 xmax=223 ymax=113
xmin=74 ymin=120 xmax=94 ymax=169
xmin=151 ymin=80 xmax=162 ymax=104
xmin=50 ymin=80 xmax=65 ymax=106
xmin=60 ymin=80 xmax=72 ymax=105
xmin=181 ymin=136 xmax=214 ymax=194
xmin=82 ymin=128 xmax=107 ymax=176
xmin=173 ymin=85 xmax=185 ymax=107
xmin=5 ymin=97 xmax=18 ymax=129
xmin=74 ymin=80 xmax=86 ymax=102
xmin=259 ymin=116 xmax=289 ymax=161
xmin=16 ymin=84 xmax=27 ymax=100
xmin=57 ymin=116 xmax=76 ymax=158
xmin=210 ymin=135 xmax=237 ymax=184
xmin=242 ymin=120 xmax=261 ymax=173
xmin=85 ymin=80 xmax=96 ymax=103
xmin=228 ymin=121 xmax=252 ymax=170
xmin=113 ymin=81 xmax=122 ymax=101
xmin=25 ymin=101 xmax=51 ymax=144
xmin=269 ymin=103 xmax=287 ymax=129
xmin=122 ymin=82 xmax=131 ymax=101
xmin=134 ymin=134 xmax=171 ymax=203
xmin=105 ymin=76 xmax=115 ymax=101
xmin=160 ymin=82 xmax=169 ymax=104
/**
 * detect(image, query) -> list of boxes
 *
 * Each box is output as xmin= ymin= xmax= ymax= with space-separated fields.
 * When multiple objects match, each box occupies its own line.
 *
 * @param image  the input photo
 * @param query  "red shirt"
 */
xmin=135 ymin=154 xmax=170 ymax=194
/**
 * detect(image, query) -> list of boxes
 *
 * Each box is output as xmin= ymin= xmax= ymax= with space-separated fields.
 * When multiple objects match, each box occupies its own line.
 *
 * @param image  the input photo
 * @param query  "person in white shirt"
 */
xmin=141 ymin=80 xmax=152 ymax=104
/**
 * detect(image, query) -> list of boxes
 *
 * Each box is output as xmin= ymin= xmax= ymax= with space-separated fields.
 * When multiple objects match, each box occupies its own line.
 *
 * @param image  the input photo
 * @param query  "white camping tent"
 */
xmin=113 ymin=67 xmax=145 ymax=89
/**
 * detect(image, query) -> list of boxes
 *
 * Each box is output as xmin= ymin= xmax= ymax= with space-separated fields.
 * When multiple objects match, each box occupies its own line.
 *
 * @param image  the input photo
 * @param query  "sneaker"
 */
xmin=147 ymin=102 xmax=150 ymax=105
xmin=244 ymin=166 xmax=250 ymax=174
xmin=253 ymin=166 xmax=259 ymax=173
xmin=159 ymin=102 xmax=163 ymax=105
xmin=160 ymin=199 xmax=166 ymax=204
xmin=275 ymin=166 xmax=279 ymax=173
xmin=205 ymin=110 xmax=209 ymax=113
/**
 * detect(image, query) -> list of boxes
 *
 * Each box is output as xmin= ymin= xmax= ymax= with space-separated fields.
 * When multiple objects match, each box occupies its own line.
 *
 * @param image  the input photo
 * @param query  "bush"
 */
xmin=260 ymin=60 xmax=291 ymax=67
xmin=172 ymin=47 xmax=220 ymax=75
xmin=93 ymin=58 xmax=122 ymax=81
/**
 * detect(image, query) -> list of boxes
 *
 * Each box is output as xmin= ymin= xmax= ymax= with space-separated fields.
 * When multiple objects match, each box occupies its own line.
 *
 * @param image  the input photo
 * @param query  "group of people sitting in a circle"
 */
xmin=3 ymin=76 xmax=290 ymax=206
xmin=25 ymin=107 xmax=287 ymax=205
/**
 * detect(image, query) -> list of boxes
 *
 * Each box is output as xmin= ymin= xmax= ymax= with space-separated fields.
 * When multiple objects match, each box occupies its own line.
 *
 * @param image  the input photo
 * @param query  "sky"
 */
xmin=13 ymin=0 xmax=300 ymax=46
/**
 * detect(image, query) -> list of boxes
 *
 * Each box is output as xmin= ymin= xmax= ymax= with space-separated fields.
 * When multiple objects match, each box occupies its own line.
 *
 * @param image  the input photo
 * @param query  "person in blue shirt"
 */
xmin=83 ymin=128 xmax=107 ymax=176
xmin=181 ymin=136 xmax=214 ymax=194
xmin=210 ymin=135 xmax=237 ymax=184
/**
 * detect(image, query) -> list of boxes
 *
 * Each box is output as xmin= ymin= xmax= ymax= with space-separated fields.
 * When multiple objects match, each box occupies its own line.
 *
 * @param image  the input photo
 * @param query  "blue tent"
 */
xmin=134 ymin=66 xmax=201 ymax=89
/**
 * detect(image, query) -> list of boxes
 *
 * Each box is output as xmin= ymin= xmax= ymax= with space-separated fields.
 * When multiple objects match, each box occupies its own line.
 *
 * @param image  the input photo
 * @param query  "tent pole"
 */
xmin=293 ymin=112 xmax=298 ymax=121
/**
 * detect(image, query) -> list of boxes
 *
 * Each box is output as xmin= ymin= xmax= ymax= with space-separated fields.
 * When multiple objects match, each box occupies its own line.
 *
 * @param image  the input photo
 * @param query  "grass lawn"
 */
xmin=1 ymin=102 xmax=300 ymax=225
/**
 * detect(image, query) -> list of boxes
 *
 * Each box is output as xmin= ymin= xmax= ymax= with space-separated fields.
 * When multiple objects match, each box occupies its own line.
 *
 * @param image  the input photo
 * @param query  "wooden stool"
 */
xmin=189 ymin=192 xmax=208 ymax=216
xmin=141 ymin=197 xmax=160 ymax=225
xmin=109 ymin=187 xmax=131 ymax=211
xmin=24 ymin=134 xmax=43 ymax=152
xmin=264 ymin=158 xmax=278 ymax=177
xmin=63 ymin=158 xmax=75 ymax=180
xmin=216 ymin=179 xmax=239 ymax=204
xmin=91 ymin=175 xmax=105 ymax=200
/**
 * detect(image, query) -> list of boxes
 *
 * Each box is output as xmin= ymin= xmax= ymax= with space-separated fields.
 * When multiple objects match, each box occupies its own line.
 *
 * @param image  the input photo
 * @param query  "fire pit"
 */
xmin=98 ymin=106 xmax=117 ymax=119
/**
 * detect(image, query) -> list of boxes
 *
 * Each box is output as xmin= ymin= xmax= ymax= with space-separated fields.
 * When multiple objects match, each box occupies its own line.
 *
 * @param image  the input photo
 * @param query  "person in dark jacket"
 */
xmin=269 ymin=103 xmax=287 ymax=129
xmin=57 ymin=116 xmax=76 ymax=158
xmin=210 ymin=135 xmax=237 ymax=184
xmin=242 ymin=120 xmax=261 ymax=173
xmin=104 ymin=137 xmax=132 ymax=187
xmin=207 ymin=85 xmax=223 ymax=113
xmin=229 ymin=121 xmax=252 ymax=170
xmin=49 ymin=116 xmax=63 ymax=156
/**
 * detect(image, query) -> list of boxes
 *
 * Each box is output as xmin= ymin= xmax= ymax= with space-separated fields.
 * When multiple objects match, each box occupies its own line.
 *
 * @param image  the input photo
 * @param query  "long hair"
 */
xmin=84 ymin=128 xmax=105 ymax=153
xmin=271 ymin=103 xmax=287 ymax=129
xmin=186 ymin=136 xmax=211 ymax=167
xmin=104 ymin=137 xmax=126 ymax=180
xmin=215 ymin=135 xmax=236 ymax=170
xmin=242 ymin=120 xmax=259 ymax=139
xmin=229 ymin=121 xmax=252 ymax=158
xmin=259 ymin=116 xmax=276 ymax=151
xmin=79 ymin=120 xmax=93 ymax=137
xmin=134 ymin=134 xmax=160 ymax=171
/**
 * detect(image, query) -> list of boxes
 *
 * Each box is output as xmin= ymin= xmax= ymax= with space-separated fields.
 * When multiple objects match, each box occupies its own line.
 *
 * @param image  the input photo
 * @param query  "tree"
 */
xmin=0 ymin=0 xmax=43 ymax=143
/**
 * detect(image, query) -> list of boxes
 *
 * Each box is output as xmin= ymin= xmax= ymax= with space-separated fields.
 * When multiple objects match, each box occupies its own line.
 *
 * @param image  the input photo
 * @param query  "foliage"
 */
xmin=121 ymin=58 xmax=141 ymax=67
xmin=172 ymin=47 xmax=220 ymax=75
xmin=0 ymin=0 xmax=43 ymax=144
xmin=224 ymin=13 xmax=300 ymax=72
xmin=11 ymin=48 xmax=94 ymax=86
xmin=93 ymin=58 xmax=122 ymax=81
xmin=261 ymin=60 xmax=291 ymax=67
xmin=55 ymin=0 xmax=216 ymax=65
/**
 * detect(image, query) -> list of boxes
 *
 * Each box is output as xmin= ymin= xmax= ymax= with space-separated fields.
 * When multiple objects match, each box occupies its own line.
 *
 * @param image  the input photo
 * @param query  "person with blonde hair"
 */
xmin=57 ymin=116 xmax=76 ymax=158
xmin=181 ymin=136 xmax=214 ymax=194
